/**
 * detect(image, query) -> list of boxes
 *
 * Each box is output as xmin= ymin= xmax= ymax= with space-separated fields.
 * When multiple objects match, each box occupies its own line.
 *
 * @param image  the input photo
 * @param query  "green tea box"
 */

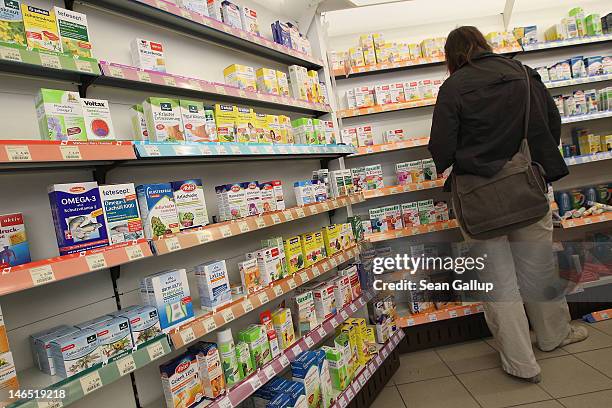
xmin=53 ymin=7 xmax=93 ymax=58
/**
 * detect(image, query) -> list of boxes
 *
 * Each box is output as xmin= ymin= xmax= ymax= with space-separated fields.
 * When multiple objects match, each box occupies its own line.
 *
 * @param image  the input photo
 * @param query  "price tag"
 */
xmin=220 ymin=226 xmax=232 ymax=238
xmin=180 ymin=8 xmax=192 ymax=18
xmin=330 ymin=257 xmax=338 ymax=267
xmin=428 ymin=313 xmax=438 ymax=322
xmin=299 ymin=272 xmax=309 ymax=283
xmin=255 ymin=217 xmax=266 ymax=229
xmin=30 ymin=265 xmax=55 ymax=286
xmin=188 ymin=80 xmax=202 ymax=90
xmin=249 ymin=375 xmax=263 ymax=389
xmin=222 ymin=309 xmax=235 ymax=323
xmin=6 ymin=145 xmax=31 ymax=161
xmin=292 ymin=343 xmax=303 ymax=355
xmin=407 ymin=318 xmax=415 ymax=327
xmin=86 ymin=253 xmax=107 ymax=271
xmin=243 ymin=299 xmax=254 ymax=313
xmin=217 ymin=145 xmax=228 ymax=155
xmin=108 ymin=65 xmax=125 ymax=78
xmin=464 ymin=308 xmax=472 ymax=316
xmin=147 ymin=342 xmax=166 ymax=360
xmin=40 ymin=53 xmax=62 ymax=69
xmin=238 ymin=221 xmax=251 ymax=234
xmin=163 ymin=76 xmax=177 ymax=87
xmin=279 ymin=354 xmax=290 ymax=368
xmin=321 ymin=202 xmax=330 ymax=211
xmin=218 ymin=397 xmax=233 ymax=408
xmin=143 ymin=145 xmax=161 ymax=156
xmin=155 ymin=0 xmax=169 ymax=10
xmin=37 ymin=400 xmax=63 ymax=408
xmin=264 ymin=365 xmax=276 ymax=380
xmin=349 ymin=304 xmax=357 ymax=313
xmin=284 ymin=211 xmax=294 ymax=221
xmin=215 ymin=85 xmax=228 ymax=95
xmin=199 ymin=145 xmax=212 ymax=155
xmin=230 ymin=145 xmax=242 ymax=155
xmin=288 ymin=278 xmax=297 ymax=289
xmin=258 ymin=292 xmax=269 ymax=304
xmin=375 ymin=356 xmax=382 ymax=365
xmin=0 ymin=46 xmax=22 ymax=62
xmin=80 ymin=371 xmax=103 ymax=395
xmin=359 ymin=375 xmax=366 ymax=387
xmin=296 ymin=208 xmax=306 ymax=218
xmin=305 ymin=336 xmax=315 ymax=348
xmin=346 ymin=388 xmax=354 ymax=400
xmin=180 ymin=327 xmax=197 ymax=344
xmin=339 ymin=396 xmax=348 ymax=408
xmin=125 ymin=245 xmax=144 ymax=261
xmin=340 ymin=310 xmax=349 ymax=320
xmin=313 ymin=266 xmax=321 ymax=277
xmin=317 ymin=326 xmax=327 ymax=338
xmin=165 ymin=237 xmax=181 ymax=252
xmin=204 ymin=317 xmax=217 ymax=332
xmin=602 ymin=312 xmax=610 ymax=320
xmin=448 ymin=310 xmax=458 ymax=318
xmin=271 ymin=214 xmax=281 ymax=224
xmin=137 ymin=71 xmax=152 ymax=82
xmin=116 ymin=355 xmax=136 ymax=376
xmin=195 ymin=230 xmax=213 ymax=243
xmin=273 ymin=285 xmax=283 ymax=297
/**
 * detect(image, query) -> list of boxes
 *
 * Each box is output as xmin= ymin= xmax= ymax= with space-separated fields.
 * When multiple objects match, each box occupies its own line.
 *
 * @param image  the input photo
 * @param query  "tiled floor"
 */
xmin=373 ymin=321 xmax=612 ymax=408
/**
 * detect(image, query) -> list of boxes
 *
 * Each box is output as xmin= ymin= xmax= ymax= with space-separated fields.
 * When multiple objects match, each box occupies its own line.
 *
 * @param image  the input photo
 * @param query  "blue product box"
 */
xmin=585 ymin=56 xmax=603 ymax=76
xmin=48 ymin=182 xmax=109 ymax=255
xmin=267 ymin=393 xmax=292 ymax=408
xmin=272 ymin=21 xmax=292 ymax=48
xmin=0 ymin=212 xmax=31 ymax=268
xmin=136 ymin=183 xmax=180 ymax=239
xmin=99 ymin=183 xmax=145 ymax=244
xmin=570 ymin=56 xmax=587 ymax=78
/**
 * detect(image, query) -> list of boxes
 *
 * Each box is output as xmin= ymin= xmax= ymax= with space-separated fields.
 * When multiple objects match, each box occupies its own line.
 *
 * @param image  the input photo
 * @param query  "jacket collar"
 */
xmin=457 ymin=51 xmax=499 ymax=70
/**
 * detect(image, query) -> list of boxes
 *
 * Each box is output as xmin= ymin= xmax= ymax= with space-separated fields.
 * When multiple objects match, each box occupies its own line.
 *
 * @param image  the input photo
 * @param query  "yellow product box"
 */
xmin=372 ymin=32 xmax=384 ymax=49
xmin=301 ymin=232 xmax=324 ymax=268
xmin=276 ymin=71 xmax=290 ymax=97
xmin=22 ymin=5 xmax=62 ymax=52
xmin=348 ymin=46 xmax=364 ymax=67
xmin=359 ymin=34 xmax=376 ymax=65
xmin=322 ymin=225 xmax=341 ymax=257
xmin=266 ymin=114 xmax=280 ymax=143
xmin=397 ymin=42 xmax=410 ymax=61
xmin=277 ymin=115 xmax=291 ymax=144
xmin=601 ymin=135 xmax=612 ymax=151
xmin=256 ymin=68 xmax=279 ymax=95
xmin=0 ymin=351 xmax=19 ymax=401
xmin=0 ymin=0 xmax=26 ymax=46
xmin=339 ymin=223 xmax=354 ymax=250
xmin=313 ymin=231 xmax=326 ymax=258
xmin=235 ymin=106 xmax=256 ymax=143
xmin=223 ymin=64 xmax=257 ymax=92
xmin=408 ymin=43 xmax=421 ymax=59
xmin=271 ymin=308 xmax=296 ymax=350
xmin=339 ymin=324 xmax=360 ymax=374
xmin=347 ymin=318 xmax=368 ymax=364
xmin=485 ymin=32 xmax=503 ymax=48
xmin=284 ymin=235 xmax=304 ymax=274
xmin=214 ymin=104 xmax=236 ymax=142
xmin=420 ymin=38 xmax=438 ymax=58
xmin=307 ymin=70 xmax=320 ymax=103
xmin=253 ymin=113 xmax=268 ymax=144
xmin=578 ymin=133 xmax=601 ymax=154
xmin=363 ymin=326 xmax=378 ymax=356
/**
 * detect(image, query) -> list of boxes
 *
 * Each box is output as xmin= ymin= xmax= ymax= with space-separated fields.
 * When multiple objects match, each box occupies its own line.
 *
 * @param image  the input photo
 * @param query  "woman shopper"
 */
xmin=428 ymin=26 xmax=587 ymax=383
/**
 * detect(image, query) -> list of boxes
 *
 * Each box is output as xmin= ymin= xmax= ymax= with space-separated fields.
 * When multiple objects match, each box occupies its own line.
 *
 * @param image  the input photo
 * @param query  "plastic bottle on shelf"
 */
xmin=217 ymin=328 xmax=240 ymax=386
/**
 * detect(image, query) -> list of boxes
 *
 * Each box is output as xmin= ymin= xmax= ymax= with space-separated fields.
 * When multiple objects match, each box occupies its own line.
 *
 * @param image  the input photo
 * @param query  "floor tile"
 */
xmin=590 ymin=319 xmax=612 ymax=336
xmin=558 ymin=389 xmax=612 ymax=408
xmin=512 ymin=401 xmax=563 ymax=408
xmin=435 ymin=340 xmax=500 ymax=374
xmin=457 ymin=367 xmax=552 ymax=408
xmin=397 ymin=376 xmax=480 ymax=408
xmin=574 ymin=347 xmax=612 ymax=378
xmin=537 ymin=355 xmax=612 ymax=398
xmin=371 ymin=385 xmax=406 ymax=408
xmin=484 ymin=335 xmax=568 ymax=361
xmin=560 ymin=324 xmax=612 ymax=354
xmin=391 ymin=349 xmax=453 ymax=385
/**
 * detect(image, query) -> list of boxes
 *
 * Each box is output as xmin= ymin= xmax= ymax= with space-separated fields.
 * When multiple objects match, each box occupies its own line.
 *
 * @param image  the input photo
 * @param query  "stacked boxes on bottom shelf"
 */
xmin=0 ymin=305 xmax=18 ymax=402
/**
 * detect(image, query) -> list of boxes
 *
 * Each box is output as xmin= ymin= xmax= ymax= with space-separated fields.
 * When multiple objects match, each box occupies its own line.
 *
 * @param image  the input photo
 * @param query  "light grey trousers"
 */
xmin=459 ymin=209 xmax=571 ymax=378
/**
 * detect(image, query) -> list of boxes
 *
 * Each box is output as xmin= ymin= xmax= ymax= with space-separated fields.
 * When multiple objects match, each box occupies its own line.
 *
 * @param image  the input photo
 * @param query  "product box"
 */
xmin=0 ymin=213 xmax=30 ymax=268
xmin=238 ymin=325 xmax=272 ymax=369
xmin=215 ymin=104 xmax=237 ymax=142
xmin=189 ymin=342 xmax=225 ymax=399
xmin=260 ymin=180 xmax=284 ymax=211
xmin=586 ymin=14 xmax=602 ymax=36
xmin=434 ymin=201 xmax=449 ymax=222
xmin=322 ymin=346 xmax=348 ymax=391
xmin=422 ymin=158 xmax=437 ymax=181
xmin=341 ymin=127 xmax=358 ymax=146
xmin=374 ymin=84 xmax=392 ymax=105
xmin=312 ymin=118 xmax=325 ymax=144
xmin=136 ymin=183 xmax=180 ymax=239
xmin=389 ymin=83 xmax=406 ymax=103
xmin=292 ymin=352 xmax=321 ymax=408
xmin=338 ymin=223 xmax=354 ymax=250
xmin=369 ymin=207 xmax=387 ymax=233
xmin=221 ymin=0 xmax=241 ymax=29
xmin=293 ymin=117 xmax=316 ymax=145
xmin=21 ymin=5 xmax=61 ymax=52
xmin=160 ymin=352 xmax=204 ymax=408
xmin=203 ymin=106 xmax=218 ymax=142
xmin=289 ymin=64 xmax=309 ymax=101
xmin=171 ymin=179 xmax=208 ymax=230
xmin=364 ymin=164 xmax=384 ymax=190
xmin=207 ymin=0 xmax=223 ymax=21
xmin=339 ymin=265 xmax=361 ymax=300
xmin=585 ymin=56 xmax=603 ymax=76
xmin=195 ymin=259 xmax=231 ymax=311
xmin=356 ymin=125 xmax=374 ymax=147
xmin=396 ymin=160 xmax=423 ymax=184
xmin=99 ymin=183 xmax=144 ymax=245
xmin=31 ymin=325 xmax=77 ymax=375
xmin=401 ymin=202 xmax=420 ymax=227
xmin=79 ymin=98 xmax=116 ymax=141
xmin=418 ymin=199 xmax=435 ymax=225
xmin=224 ymin=64 xmax=256 ymax=91
xmin=284 ymin=235 xmax=304 ymax=274
xmin=300 ymin=232 xmax=324 ymax=267
xmin=242 ymin=181 xmax=263 ymax=215
xmin=294 ymin=180 xmax=315 ymax=206
xmin=347 ymin=216 xmax=364 ymax=243
xmin=131 ymin=38 xmax=165 ymax=72
xmin=272 ymin=308 xmax=295 ymax=350
xmin=87 ymin=317 xmax=133 ymax=362
xmin=266 ymin=114 xmax=280 ymax=143
xmin=49 ymin=329 xmax=101 ymax=378
xmin=384 ymin=204 xmax=403 ymax=230
xmin=226 ymin=182 xmax=248 ymax=220
xmin=247 ymin=246 xmax=283 ymax=285
xmin=48 ymin=182 xmax=109 ymax=255
xmin=354 ymin=86 xmax=374 ymax=108
xmin=346 ymin=89 xmax=356 ymax=110
xmin=384 ymin=129 xmax=405 ymax=143
xmin=333 ymin=333 xmax=353 ymax=381
xmin=140 ymin=268 xmax=194 ymax=332
xmin=262 ymin=236 xmax=288 ymax=278
xmin=277 ymin=71 xmax=290 ymax=97
xmin=53 ymin=7 xmax=92 ymax=58
xmin=130 ymin=104 xmax=148 ymax=141
xmin=312 ymin=282 xmax=337 ymax=320
xmin=276 ymin=115 xmax=290 ymax=144
xmin=239 ymin=258 xmax=262 ymax=294
xmin=403 ymin=81 xmax=420 ymax=100
xmin=348 ymin=46 xmax=365 ymax=67
xmin=180 ymin=100 xmax=209 ymax=142
xmin=322 ymin=224 xmax=341 ymax=256
xmin=338 ymin=324 xmax=359 ymax=375
xmin=293 ymin=291 xmax=317 ymax=337
xmin=351 ymin=167 xmax=366 ymax=193
xmin=35 ymin=88 xmax=86 ymax=141
xmin=240 ymin=5 xmax=259 ymax=34
xmin=177 ymin=0 xmax=209 ymax=16
xmin=271 ymin=20 xmax=291 ymax=47
xmin=332 ymin=275 xmax=352 ymax=309
xmin=143 ymin=97 xmax=185 ymax=142
xmin=0 ymin=0 xmax=25 ymax=46
xmin=235 ymin=340 xmax=254 ymax=378
xmin=256 ymin=68 xmax=279 ymax=95
xmin=113 ymin=305 xmax=162 ymax=348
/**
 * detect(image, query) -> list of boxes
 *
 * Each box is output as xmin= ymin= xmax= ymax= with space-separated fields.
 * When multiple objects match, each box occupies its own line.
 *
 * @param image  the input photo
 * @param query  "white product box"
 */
xmin=178 ymin=0 xmax=209 ymax=16
xmin=384 ymin=129 xmax=404 ymax=143
xmin=80 ymin=98 xmax=116 ymax=141
xmin=289 ymin=65 xmax=309 ymax=101
xmin=243 ymin=181 xmax=263 ymax=216
xmin=294 ymin=180 xmax=315 ymax=206
xmin=195 ymin=260 xmax=232 ymax=311
xmin=354 ymin=86 xmax=374 ymax=108
xmin=383 ymin=204 xmax=403 ymax=230
xmin=403 ymin=81 xmax=421 ymax=100
xmin=130 ymin=104 xmax=147 ymax=141
xmin=207 ymin=0 xmax=223 ymax=21
xmin=221 ymin=1 xmax=241 ymax=29
xmin=226 ymin=183 xmax=247 ymax=220
xmin=389 ymin=83 xmax=406 ymax=103
xmin=49 ymin=329 xmax=101 ymax=378
xmin=292 ymin=291 xmax=317 ymax=336
xmin=311 ymin=283 xmax=337 ymax=320
xmin=131 ymin=38 xmax=166 ymax=72
xmin=418 ymin=80 xmax=434 ymax=99
xmin=240 ymin=6 xmax=259 ymax=35
xmin=346 ymin=89 xmax=356 ymax=109
xmin=171 ymin=179 xmax=209 ymax=229
xmin=374 ymin=84 xmax=392 ymax=105
xmin=331 ymin=275 xmax=352 ymax=308
xmin=247 ymin=246 xmax=283 ymax=285
xmin=143 ymin=98 xmax=185 ymax=142
xmin=341 ymin=127 xmax=358 ymax=146
xmin=140 ymin=269 xmax=194 ymax=332
xmin=356 ymin=125 xmax=374 ymax=147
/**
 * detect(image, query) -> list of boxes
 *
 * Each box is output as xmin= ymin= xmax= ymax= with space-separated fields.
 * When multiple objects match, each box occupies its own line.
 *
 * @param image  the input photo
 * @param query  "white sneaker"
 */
xmin=559 ymin=323 xmax=589 ymax=348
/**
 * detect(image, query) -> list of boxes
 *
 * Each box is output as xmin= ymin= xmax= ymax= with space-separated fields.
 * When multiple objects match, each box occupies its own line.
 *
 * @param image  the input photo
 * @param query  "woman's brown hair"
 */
xmin=444 ymin=26 xmax=492 ymax=74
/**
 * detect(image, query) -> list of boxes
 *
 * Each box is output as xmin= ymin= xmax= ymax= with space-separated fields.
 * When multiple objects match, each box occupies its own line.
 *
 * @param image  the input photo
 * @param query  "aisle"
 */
xmin=374 ymin=321 xmax=612 ymax=408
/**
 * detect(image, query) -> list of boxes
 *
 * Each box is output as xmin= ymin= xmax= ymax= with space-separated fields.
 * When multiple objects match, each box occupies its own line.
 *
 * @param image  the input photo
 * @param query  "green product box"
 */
xmin=237 ymin=325 xmax=271 ymax=369
xmin=262 ymin=236 xmax=288 ymax=278
xmin=347 ymin=216 xmax=364 ymax=242
xmin=143 ymin=97 xmax=185 ymax=142
xmin=0 ymin=0 xmax=25 ymax=46
xmin=53 ymin=7 xmax=93 ymax=58
xmin=322 ymin=346 xmax=348 ymax=391
xmin=334 ymin=333 xmax=354 ymax=381
xmin=568 ymin=7 xmax=586 ymax=37
xmin=585 ymin=14 xmax=602 ymax=36
xmin=35 ymin=88 xmax=86 ymax=141
xmin=235 ymin=340 xmax=254 ymax=379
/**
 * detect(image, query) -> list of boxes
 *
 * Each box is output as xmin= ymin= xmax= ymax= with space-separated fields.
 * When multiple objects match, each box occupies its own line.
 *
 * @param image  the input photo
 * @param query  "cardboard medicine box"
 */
xmin=80 ymin=98 xmax=116 ymax=141
xmin=189 ymin=342 xmax=226 ymax=399
xmin=0 ymin=0 xmax=26 ymax=46
xmin=194 ymin=260 xmax=231 ymax=311
xmin=238 ymin=325 xmax=271 ymax=369
xmin=312 ymin=282 xmax=337 ymax=320
xmin=143 ymin=97 xmax=185 ymax=142
xmin=284 ymin=235 xmax=305 ymax=274
xmin=49 ymin=328 xmax=101 ymax=378
xmin=36 ymin=88 xmax=86 ymax=141
xmin=131 ymin=38 xmax=166 ymax=72
xmin=384 ymin=204 xmax=403 ymax=230
xmin=224 ymin=63 xmax=256 ymax=91
xmin=293 ymin=291 xmax=317 ymax=336
xmin=140 ymin=269 xmax=194 ymax=332
xmin=369 ymin=207 xmax=387 ymax=233
xmin=247 ymin=246 xmax=283 ymax=284
xmin=0 ymin=212 xmax=30 ymax=267
xmin=214 ymin=104 xmax=236 ymax=142
xmin=115 ymin=306 xmax=162 ymax=348
xmin=130 ymin=104 xmax=148 ymax=141
xmin=22 ymin=5 xmax=61 ymax=52
xmin=53 ymin=7 xmax=92 ymax=58
xmin=171 ymin=179 xmax=209 ymax=230
xmin=256 ymin=68 xmax=279 ymax=95
xmin=180 ymin=100 xmax=209 ymax=143
xmin=239 ymin=258 xmax=262 ymax=294
xmin=272 ymin=308 xmax=295 ymax=350
xmin=99 ymin=183 xmax=144 ymax=245
xmin=322 ymin=346 xmax=348 ymax=391
xmin=160 ymin=352 xmax=204 ymax=408
xmin=401 ymin=202 xmax=420 ymax=227
xmin=136 ymin=183 xmax=180 ymax=239
xmin=291 ymin=351 xmax=322 ymax=408
xmin=322 ymin=224 xmax=341 ymax=256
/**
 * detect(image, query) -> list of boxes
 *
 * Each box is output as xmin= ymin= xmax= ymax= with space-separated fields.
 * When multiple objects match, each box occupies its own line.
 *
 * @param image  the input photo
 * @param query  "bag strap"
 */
xmin=522 ymin=65 xmax=531 ymax=141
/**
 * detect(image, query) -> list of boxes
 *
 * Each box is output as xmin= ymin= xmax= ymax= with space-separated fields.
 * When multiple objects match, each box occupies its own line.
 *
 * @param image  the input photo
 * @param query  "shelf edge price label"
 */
xmin=284 ymin=211 xmax=294 ymax=221
xmin=116 ymin=355 xmax=136 ymax=376
xmin=305 ymin=336 xmax=315 ymax=348
xmin=271 ymin=214 xmax=281 ymax=224
xmin=222 ymin=309 xmax=235 ymax=323
xmin=125 ymin=245 xmax=145 ymax=261
xmin=143 ymin=145 xmax=161 ymax=156
xmin=86 ymin=253 xmax=107 ymax=271
xmin=196 ymin=229 xmax=213 ymax=244
xmin=317 ymin=326 xmax=327 ymax=338
xmin=147 ymin=341 xmax=166 ymax=361
xmin=287 ymin=278 xmax=297 ymax=289
xmin=448 ymin=310 xmax=458 ymax=318
xmin=428 ymin=313 xmax=438 ymax=322
xmin=243 ymin=299 xmax=254 ymax=313
xmin=349 ymin=304 xmax=357 ymax=313
xmin=346 ymin=388 xmax=354 ymax=401
xmin=255 ymin=217 xmax=266 ymax=229
xmin=30 ymin=264 xmax=55 ymax=286
xmin=292 ymin=343 xmax=303 ymax=355
xmin=279 ymin=354 xmax=290 ymax=368
xmin=249 ymin=375 xmax=263 ymax=390
xmin=219 ymin=226 xmax=232 ymax=238
xmin=264 ymin=365 xmax=276 ymax=380
xmin=258 ymin=292 xmax=269 ymax=304
xmin=6 ymin=145 xmax=32 ymax=161
xmin=238 ymin=221 xmax=250 ymax=233
xmin=203 ymin=317 xmax=217 ymax=332
xmin=295 ymin=208 xmax=306 ymax=218
xmin=80 ymin=371 xmax=103 ymax=395
xmin=137 ymin=71 xmax=152 ymax=83
xmin=165 ymin=237 xmax=181 ymax=252
xmin=340 ymin=310 xmax=349 ymax=320
xmin=37 ymin=400 xmax=63 ymax=408
xmin=180 ymin=327 xmax=197 ymax=344
xmin=299 ymin=272 xmax=309 ymax=283
xmin=218 ymin=396 xmax=233 ymax=408
xmin=162 ymin=76 xmax=177 ymax=86
xmin=273 ymin=285 xmax=283 ymax=297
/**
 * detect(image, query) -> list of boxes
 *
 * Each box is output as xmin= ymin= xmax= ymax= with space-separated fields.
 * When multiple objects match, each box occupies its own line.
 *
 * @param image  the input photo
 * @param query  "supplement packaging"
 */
xmin=217 ymin=328 xmax=240 ymax=386
xmin=35 ymin=88 xmax=86 ymax=141
xmin=136 ymin=183 xmax=181 ymax=239
xmin=130 ymin=104 xmax=148 ymax=140
xmin=271 ymin=308 xmax=295 ymax=350
xmin=189 ymin=342 xmax=226 ymax=399
xmin=22 ymin=5 xmax=61 ymax=52
xmin=238 ymin=325 xmax=271 ymax=369
xmin=171 ymin=179 xmax=209 ymax=230
xmin=140 ymin=269 xmax=194 ymax=332
xmin=293 ymin=291 xmax=318 ymax=337
xmin=143 ymin=97 xmax=185 ymax=142
xmin=49 ymin=329 xmax=101 ymax=379
xmin=195 ymin=259 xmax=232 ymax=311
xmin=53 ymin=7 xmax=93 ymax=58
xmin=239 ymin=257 xmax=263 ymax=294
xmin=81 ymin=98 xmax=116 ymax=141
xmin=180 ymin=100 xmax=210 ymax=142
xmin=114 ymin=305 xmax=162 ymax=348
xmin=0 ymin=213 xmax=31 ymax=268
xmin=160 ymin=352 xmax=204 ymax=408
xmin=131 ymin=38 xmax=166 ymax=72
xmin=99 ymin=183 xmax=145 ymax=245
xmin=0 ymin=1 xmax=26 ymax=46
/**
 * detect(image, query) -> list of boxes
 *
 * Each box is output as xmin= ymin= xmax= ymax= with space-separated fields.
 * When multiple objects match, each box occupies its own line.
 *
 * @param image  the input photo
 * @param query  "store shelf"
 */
xmin=579 ymin=275 xmax=612 ymax=290
xmin=157 ymin=291 xmax=376 ymax=408
xmin=0 ymin=241 xmax=153 ymax=296
xmin=0 ymin=42 xmax=100 ymax=83
xmin=95 ymin=62 xmax=331 ymax=116
xmin=169 ymin=245 xmax=360 ymax=348
xmin=565 ymin=151 xmax=612 ymax=166
xmin=559 ymin=212 xmax=612 ymax=229
xmin=363 ymin=179 xmax=445 ymax=200
xmin=74 ymin=0 xmax=323 ymax=69
xmin=6 ymin=336 xmax=171 ymax=408
xmin=338 ymin=98 xmax=436 ymax=119
xmin=349 ymin=137 xmax=430 ymax=157
xmin=397 ymin=303 xmax=484 ymax=328
xmin=561 ymin=111 xmax=612 ymax=124
xmin=329 ymin=330 xmax=405 ymax=408
xmin=584 ymin=308 xmax=612 ymax=323
xmin=545 ymin=74 xmax=612 ymax=89
xmin=365 ymin=219 xmax=459 ymax=242
xmin=333 ymin=45 xmax=521 ymax=79
xmin=152 ymin=194 xmax=364 ymax=255
xmin=133 ymin=142 xmax=356 ymax=160
xmin=522 ymin=33 xmax=612 ymax=52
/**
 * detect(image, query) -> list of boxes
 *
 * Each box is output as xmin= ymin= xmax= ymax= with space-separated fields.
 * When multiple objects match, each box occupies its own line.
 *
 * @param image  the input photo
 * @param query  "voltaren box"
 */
xmin=81 ymin=98 xmax=116 ymax=141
